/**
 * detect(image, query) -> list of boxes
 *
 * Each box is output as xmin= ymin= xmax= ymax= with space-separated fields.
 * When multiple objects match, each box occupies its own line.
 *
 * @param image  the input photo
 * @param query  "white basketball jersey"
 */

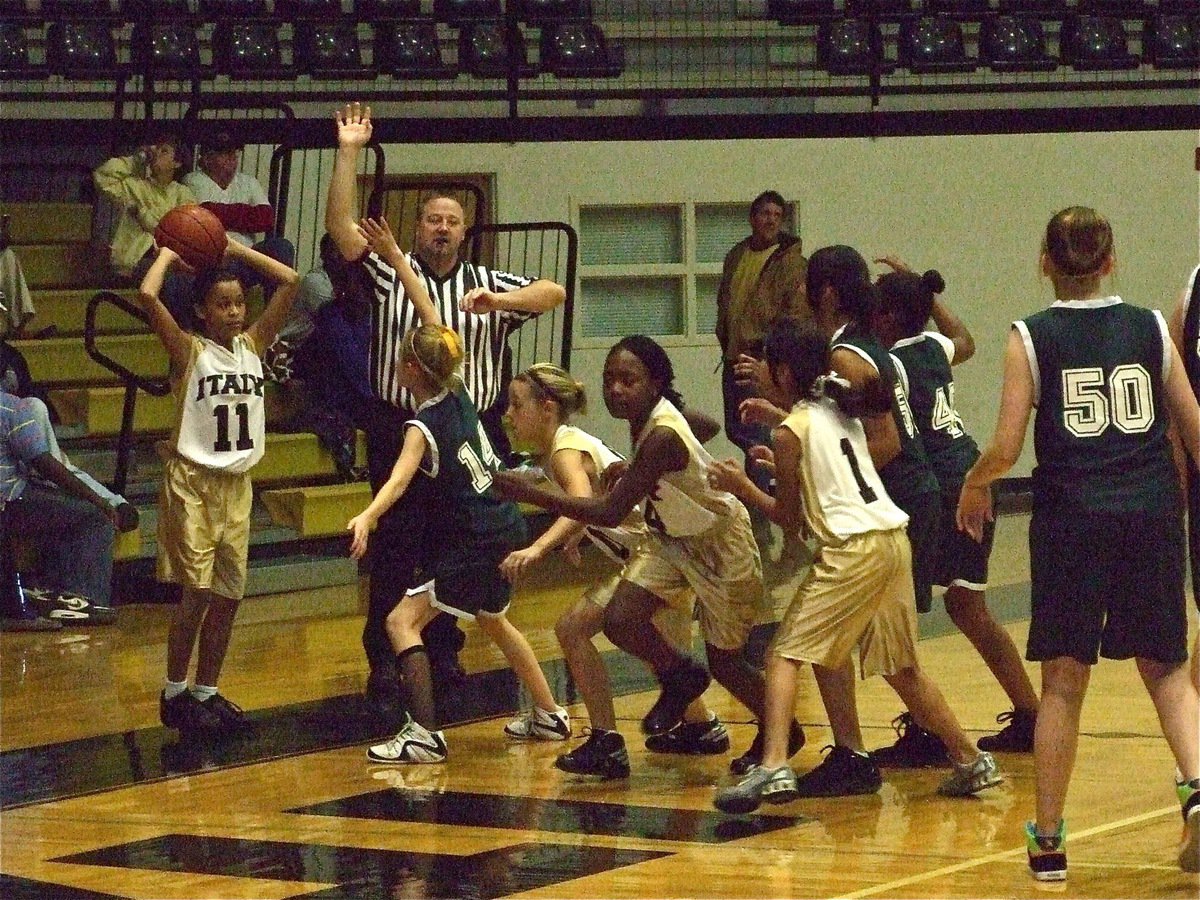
xmin=171 ymin=333 xmax=266 ymax=474
xmin=551 ymin=424 xmax=645 ymax=563
xmin=780 ymin=397 xmax=908 ymax=545
xmin=634 ymin=398 xmax=739 ymax=538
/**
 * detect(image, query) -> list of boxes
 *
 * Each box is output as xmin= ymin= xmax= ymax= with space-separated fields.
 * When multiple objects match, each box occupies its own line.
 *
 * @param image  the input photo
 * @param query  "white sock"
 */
xmin=191 ymin=684 xmax=217 ymax=702
xmin=163 ymin=680 xmax=188 ymax=700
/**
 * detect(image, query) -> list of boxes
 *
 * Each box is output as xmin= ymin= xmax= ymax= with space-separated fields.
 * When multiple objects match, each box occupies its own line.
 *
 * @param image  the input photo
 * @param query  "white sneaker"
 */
xmin=938 ymin=751 xmax=1002 ymax=797
xmin=367 ymin=716 xmax=448 ymax=764
xmin=504 ymin=705 xmax=571 ymax=741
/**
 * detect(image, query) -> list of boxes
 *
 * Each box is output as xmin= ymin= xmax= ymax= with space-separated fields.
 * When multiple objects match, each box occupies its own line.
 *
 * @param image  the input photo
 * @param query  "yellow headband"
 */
xmin=438 ymin=326 xmax=461 ymax=360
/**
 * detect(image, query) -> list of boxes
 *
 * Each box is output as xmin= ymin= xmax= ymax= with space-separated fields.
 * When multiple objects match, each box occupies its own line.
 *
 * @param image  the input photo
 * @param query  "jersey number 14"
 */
xmin=457 ymin=423 xmax=502 ymax=493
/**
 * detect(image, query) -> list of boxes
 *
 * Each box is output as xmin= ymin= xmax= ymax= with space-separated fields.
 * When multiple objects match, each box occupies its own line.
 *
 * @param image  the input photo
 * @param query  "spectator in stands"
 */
xmin=325 ymin=102 xmax=567 ymax=720
xmin=23 ymin=394 xmax=139 ymax=530
xmin=183 ymin=129 xmax=296 ymax=294
xmin=93 ymin=130 xmax=196 ymax=326
xmin=264 ymin=234 xmax=369 ymax=479
xmin=715 ymin=190 xmax=808 ymax=551
xmin=0 ymin=316 xmax=134 ymax=527
xmin=1 ymin=316 xmax=53 ymax=419
xmin=0 ymin=389 xmax=129 ymax=631
xmin=0 ymin=216 xmax=35 ymax=336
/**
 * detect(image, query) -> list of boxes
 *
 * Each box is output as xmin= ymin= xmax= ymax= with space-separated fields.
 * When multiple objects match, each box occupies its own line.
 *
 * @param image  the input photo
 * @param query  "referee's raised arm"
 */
xmin=326 ymin=102 xmax=372 ymax=262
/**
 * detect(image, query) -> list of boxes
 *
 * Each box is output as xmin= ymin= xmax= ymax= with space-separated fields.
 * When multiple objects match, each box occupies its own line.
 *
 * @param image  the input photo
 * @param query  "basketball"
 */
xmin=154 ymin=204 xmax=227 ymax=271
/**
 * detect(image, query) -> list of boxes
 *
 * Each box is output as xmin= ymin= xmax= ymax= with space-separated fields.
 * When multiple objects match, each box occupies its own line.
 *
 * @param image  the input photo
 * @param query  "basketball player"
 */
xmin=1168 ymin=264 xmax=1199 ymax=694
xmin=958 ymin=207 xmax=1200 ymax=880
xmin=138 ymin=240 xmax=298 ymax=734
xmin=500 ymin=363 xmax=726 ymax=778
xmin=709 ymin=318 xmax=1001 ymax=814
xmin=495 ymin=337 xmax=803 ymax=777
xmin=347 ymin=217 xmax=569 ymax=765
xmin=871 ymin=259 xmax=1039 ymax=754
xmin=784 ymin=245 xmax=943 ymax=795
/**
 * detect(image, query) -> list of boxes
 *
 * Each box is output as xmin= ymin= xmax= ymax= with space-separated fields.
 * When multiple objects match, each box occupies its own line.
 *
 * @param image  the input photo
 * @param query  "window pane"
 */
xmin=696 ymin=273 xmax=721 ymax=334
xmin=580 ymin=276 xmax=684 ymax=338
xmin=695 ymin=201 xmax=798 ymax=264
xmin=695 ymin=203 xmax=747 ymax=264
xmin=579 ymin=205 xmax=681 ymax=265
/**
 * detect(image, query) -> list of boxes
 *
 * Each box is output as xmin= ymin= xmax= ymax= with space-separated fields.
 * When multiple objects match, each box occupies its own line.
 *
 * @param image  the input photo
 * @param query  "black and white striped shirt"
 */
xmin=363 ymin=251 xmax=535 ymax=413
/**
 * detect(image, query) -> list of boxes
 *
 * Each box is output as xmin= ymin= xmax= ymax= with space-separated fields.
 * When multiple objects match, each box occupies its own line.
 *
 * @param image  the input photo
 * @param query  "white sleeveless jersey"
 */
xmin=551 ymin=424 xmax=645 ymax=564
xmin=634 ymin=398 xmax=740 ymax=538
xmin=780 ymin=397 xmax=908 ymax=545
xmin=171 ymin=333 xmax=266 ymax=474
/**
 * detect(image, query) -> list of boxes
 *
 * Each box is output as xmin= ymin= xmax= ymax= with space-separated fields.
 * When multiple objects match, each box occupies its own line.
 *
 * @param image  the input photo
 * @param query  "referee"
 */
xmin=325 ymin=102 xmax=566 ymax=719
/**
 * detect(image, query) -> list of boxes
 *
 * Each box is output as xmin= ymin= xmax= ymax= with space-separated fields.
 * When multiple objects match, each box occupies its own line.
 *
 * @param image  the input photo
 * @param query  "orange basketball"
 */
xmin=154 ymin=205 xmax=227 ymax=271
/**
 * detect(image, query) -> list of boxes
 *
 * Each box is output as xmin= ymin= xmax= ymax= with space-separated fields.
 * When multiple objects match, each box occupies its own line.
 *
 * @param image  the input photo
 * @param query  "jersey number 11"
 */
xmin=213 ymin=403 xmax=254 ymax=452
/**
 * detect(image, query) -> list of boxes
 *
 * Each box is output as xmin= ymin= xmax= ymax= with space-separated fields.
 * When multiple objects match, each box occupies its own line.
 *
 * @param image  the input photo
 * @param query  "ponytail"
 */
xmin=817 ymin=373 xmax=893 ymax=419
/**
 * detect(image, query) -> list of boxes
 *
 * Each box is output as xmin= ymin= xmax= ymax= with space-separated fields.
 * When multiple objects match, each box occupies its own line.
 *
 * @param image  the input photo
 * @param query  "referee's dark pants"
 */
xmin=361 ymin=399 xmax=464 ymax=704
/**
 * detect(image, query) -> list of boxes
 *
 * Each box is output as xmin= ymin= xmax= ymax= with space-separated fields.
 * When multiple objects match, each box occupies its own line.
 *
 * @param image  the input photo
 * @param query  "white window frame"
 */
xmin=571 ymin=198 xmax=799 ymax=350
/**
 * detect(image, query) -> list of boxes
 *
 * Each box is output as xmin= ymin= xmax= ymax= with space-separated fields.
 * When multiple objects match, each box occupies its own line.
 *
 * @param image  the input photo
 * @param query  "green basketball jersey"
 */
xmin=890 ymin=332 xmax=979 ymax=488
xmin=832 ymin=328 xmax=939 ymax=508
xmin=1016 ymin=297 xmax=1178 ymax=514
xmin=409 ymin=386 xmax=527 ymax=559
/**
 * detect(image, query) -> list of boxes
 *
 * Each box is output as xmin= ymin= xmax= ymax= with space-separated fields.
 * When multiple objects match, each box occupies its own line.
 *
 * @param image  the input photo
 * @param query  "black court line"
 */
xmin=289 ymin=788 xmax=807 ymax=844
xmin=0 ymin=874 xmax=126 ymax=900
xmin=1 ymin=582 xmax=1033 ymax=810
xmin=53 ymin=834 xmax=670 ymax=900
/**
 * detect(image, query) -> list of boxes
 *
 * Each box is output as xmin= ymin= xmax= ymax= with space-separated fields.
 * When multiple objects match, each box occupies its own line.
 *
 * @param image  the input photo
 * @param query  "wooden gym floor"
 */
xmin=1 ymin=512 xmax=1197 ymax=900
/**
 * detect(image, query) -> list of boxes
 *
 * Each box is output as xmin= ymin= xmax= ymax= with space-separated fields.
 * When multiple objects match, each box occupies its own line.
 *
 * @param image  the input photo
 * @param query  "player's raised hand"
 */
xmin=153 ymin=245 xmax=193 ymax=273
xmin=357 ymin=217 xmax=401 ymax=262
xmin=874 ymin=254 xmax=915 ymax=275
xmin=335 ymin=102 xmax=372 ymax=148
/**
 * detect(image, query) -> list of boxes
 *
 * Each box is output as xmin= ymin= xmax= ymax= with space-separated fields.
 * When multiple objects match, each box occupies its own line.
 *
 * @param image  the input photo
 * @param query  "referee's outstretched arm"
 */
xmin=326 ymin=101 xmax=373 ymax=263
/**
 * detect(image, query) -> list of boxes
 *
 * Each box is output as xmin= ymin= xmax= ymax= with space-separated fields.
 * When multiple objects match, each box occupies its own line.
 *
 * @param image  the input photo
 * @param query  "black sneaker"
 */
xmin=793 ymin=745 xmax=883 ymax=797
xmin=641 ymin=661 xmax=711 ymax=735
xmin=871 ymin=711 xmax=950 ymax=768
xmin=159 ymin=690 xmax=223 ymax=732
xmin=24 ymin=588 xmax=116 ymax=626
xmin=199 ymin=693 xmax=253 ymax=733
xmin=730 ymin=720 xmax=805 ymax=776
xmin=977 ymin=709 xmax=1036 ymax=753
xmin=646 ymin=716 xmax=730 ymax=755
xmin=555 ymin=729 xmax=631 ymax=779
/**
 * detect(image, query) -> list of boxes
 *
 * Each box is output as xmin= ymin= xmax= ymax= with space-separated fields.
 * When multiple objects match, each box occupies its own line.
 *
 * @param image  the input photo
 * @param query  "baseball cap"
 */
xmin=203 ymin=130 xmax=243 ymax=154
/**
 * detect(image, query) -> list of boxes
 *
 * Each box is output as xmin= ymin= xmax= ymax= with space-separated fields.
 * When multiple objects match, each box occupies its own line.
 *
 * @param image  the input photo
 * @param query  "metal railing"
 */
xmin=467 ymin=221 xmax=577 ymax=373
xmin=83 ymin=291 xmax=170 ymax=496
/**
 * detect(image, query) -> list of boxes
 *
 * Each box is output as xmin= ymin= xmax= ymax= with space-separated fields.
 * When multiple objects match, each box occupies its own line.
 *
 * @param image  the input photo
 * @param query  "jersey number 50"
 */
xmin=1061 ymin=364 xmax=1154 ymax=438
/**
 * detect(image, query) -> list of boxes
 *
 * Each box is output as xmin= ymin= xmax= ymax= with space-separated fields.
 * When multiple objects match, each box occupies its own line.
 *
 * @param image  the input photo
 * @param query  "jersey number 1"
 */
xmin=213 ymin=403 xmax=253 ymax=452
xmin=840 ymin=438 xmax=877 ymax=503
